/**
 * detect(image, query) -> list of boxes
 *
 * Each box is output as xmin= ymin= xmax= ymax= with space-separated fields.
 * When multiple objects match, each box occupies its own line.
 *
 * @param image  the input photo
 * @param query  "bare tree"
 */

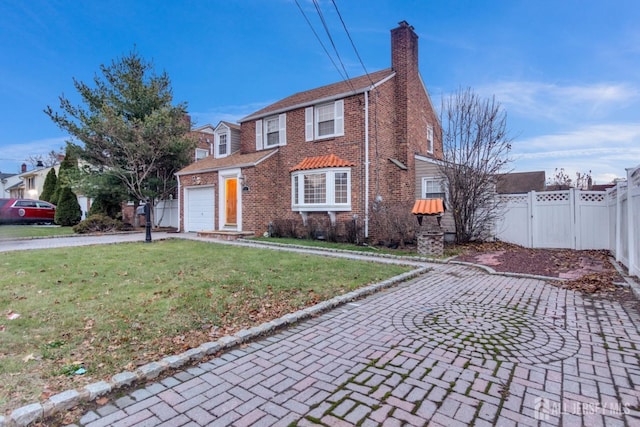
xmin=439 ymin=88 xmax=513 ymax=243
xmin=547 ymin=168 xmax=592 ymax=190
xmin=25 ymin=150 xmax=62 ymax=168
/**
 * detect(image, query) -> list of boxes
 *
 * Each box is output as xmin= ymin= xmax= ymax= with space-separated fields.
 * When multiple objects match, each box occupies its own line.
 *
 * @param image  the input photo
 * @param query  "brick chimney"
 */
xmin=391 ymin=21 xmax=419 ymax=166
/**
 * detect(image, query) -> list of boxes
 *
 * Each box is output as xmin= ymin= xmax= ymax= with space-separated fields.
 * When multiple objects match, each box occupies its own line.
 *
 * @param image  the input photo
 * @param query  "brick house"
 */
xmin=176 ymin=21 xmax=443 ymax=240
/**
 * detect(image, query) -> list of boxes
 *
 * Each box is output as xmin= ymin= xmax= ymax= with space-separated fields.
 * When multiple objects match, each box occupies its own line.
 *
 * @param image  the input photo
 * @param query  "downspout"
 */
xmin=364 ymin=90 xmax=370 ymax=238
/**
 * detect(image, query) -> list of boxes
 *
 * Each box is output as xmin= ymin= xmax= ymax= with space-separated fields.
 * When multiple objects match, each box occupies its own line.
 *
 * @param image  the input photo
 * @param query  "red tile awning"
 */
xmin=411 ymin=199 xmax=445 ymax=215
xmin=290 ymin=154 xmax=355 ymax=172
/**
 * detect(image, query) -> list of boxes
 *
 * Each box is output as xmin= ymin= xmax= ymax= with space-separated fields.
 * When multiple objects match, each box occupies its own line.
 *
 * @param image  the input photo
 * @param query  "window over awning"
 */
xmin=411 ymin=198 xmax=445 ymax=215
xmin=290 ymin=154 xmax=355 ymax=172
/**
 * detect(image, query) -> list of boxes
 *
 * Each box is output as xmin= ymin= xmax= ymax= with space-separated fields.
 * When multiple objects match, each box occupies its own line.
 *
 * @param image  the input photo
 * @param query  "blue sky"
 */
xmin=1 ymin=0 xmax=639 ymax=185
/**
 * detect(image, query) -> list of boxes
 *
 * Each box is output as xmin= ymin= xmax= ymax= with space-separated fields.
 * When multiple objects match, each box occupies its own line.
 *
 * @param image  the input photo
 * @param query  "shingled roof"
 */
xmin=495 ymin=171 xmax=546 ymax=194
xmin=241 ymin=68 xmax=394 ymax=122
xmin=176 ymin=149 xmax=278 ymax=175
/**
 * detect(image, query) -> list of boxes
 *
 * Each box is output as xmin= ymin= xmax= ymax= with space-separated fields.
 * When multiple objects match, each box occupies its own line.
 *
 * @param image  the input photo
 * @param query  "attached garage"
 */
xmin=184 ymin=186 xmax=215 ymax=232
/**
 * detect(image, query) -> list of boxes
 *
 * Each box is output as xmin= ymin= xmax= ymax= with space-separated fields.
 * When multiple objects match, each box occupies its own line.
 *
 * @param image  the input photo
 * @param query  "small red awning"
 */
xmin=411 ymin=199 xmax=445 ymax=215
xmin=290 ymin=154 xmax=355 ymax=172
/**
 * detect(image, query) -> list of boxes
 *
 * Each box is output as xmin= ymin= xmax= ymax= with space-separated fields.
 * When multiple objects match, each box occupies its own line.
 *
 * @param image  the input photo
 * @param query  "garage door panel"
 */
xmin=186 ymin=187 xmax=215 ymax=232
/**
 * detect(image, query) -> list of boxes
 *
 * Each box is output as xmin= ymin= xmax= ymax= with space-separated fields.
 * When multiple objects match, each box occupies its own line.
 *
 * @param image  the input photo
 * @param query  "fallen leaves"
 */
xmin=6 ymin=310 xmax=21 ymax=320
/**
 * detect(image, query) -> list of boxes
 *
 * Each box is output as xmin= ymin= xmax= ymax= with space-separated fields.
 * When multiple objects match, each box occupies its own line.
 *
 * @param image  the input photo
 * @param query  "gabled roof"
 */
xmin=241 ymin=68 xmax=395 ymax=122
xmin=176 ymin=149 xmax=278 ymax=175
xmin=215 ymin=121 xmax=241 ymax=131
xmin=0 ymin=173 xmax=15 ymax=180
xmin=290 ymin=154 xmax=356 ymax=172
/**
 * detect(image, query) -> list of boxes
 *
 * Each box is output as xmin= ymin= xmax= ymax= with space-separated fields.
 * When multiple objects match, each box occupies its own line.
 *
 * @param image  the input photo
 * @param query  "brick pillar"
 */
xmin=416 ymin=215 xmax=444 ymax=256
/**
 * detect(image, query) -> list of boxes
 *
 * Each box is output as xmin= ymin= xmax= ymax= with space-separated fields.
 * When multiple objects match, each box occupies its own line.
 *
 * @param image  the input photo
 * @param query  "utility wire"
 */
xmin=294 ymin=0 xmax=347 ymax=83
xmin=311 ymin=0 xmax=356 ymax=92
xmin=330 ymin=0 xmax=376 ymax=88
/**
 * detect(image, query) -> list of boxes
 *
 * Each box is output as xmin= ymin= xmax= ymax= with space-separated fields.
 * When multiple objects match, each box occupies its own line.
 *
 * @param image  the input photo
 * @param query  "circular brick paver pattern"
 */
xmin=393 ymin=301 xmax=580 ymax=364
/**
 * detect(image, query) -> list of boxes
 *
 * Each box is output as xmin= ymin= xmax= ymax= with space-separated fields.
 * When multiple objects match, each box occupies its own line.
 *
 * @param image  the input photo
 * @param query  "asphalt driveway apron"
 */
xmin=72 ymin=256 xmax=640 ymax=426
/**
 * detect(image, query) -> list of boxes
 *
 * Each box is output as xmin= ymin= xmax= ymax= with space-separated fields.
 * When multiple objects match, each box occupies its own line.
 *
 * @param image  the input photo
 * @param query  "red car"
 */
xmin=0 ymin=198 xmax=56 ymax=224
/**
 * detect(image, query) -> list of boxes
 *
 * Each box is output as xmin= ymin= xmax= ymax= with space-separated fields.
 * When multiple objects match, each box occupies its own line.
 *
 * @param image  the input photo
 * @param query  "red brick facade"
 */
xmin=176 ymin=21 xmax=442 ymax=240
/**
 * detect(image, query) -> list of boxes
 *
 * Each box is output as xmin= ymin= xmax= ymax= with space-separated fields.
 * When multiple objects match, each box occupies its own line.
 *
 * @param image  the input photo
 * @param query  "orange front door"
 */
xmin=225 ymin=178 xmax=237 ymax=225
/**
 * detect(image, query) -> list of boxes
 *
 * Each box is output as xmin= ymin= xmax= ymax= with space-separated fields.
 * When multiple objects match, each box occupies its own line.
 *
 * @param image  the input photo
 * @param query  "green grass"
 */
xmin=0 ymin=239 xmax=410 ymax=412
xmin=0 ymin=225 xmax=75 ymax=239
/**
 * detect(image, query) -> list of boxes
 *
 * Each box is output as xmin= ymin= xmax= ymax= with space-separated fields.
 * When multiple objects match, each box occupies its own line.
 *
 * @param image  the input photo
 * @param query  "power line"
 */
xmin=293 ymin=0 xmax=347 ymax=83
xmin=330 ymin=0 xmax=376 ymax=88
xmin=311 ymin=0 xmax=355 ymax=92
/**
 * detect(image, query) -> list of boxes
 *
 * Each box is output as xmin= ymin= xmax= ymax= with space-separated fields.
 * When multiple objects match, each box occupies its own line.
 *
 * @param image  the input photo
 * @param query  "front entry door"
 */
xmin=225 ymin=178 xmax=238 ymax=226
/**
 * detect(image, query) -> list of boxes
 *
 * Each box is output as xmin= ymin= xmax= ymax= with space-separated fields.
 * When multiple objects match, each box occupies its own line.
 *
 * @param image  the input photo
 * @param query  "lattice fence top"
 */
xmin=499 ymin=194 xmax=528 ymax=204
xmin=536 ymin=192 xmax=569 ymax=202
xmin=579 ymin=192 xmax=606 ymax=203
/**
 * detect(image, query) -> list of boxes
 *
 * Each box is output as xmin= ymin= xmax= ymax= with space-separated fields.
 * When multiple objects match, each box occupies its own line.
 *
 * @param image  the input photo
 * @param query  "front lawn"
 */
xmin=0 ymin=225 xmax=75 ymax=239
xmin=0 ymin=239 xmax=411 ymax=413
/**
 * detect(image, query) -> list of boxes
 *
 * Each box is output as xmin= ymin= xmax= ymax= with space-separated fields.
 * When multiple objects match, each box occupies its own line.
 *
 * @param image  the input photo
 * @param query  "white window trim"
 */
xmin=195 ymin=148 xmax=209 ymax=161
xmin=421 ymin=176 xmax=447 ymax=202
xmin=256 ymin=114 xmax=286 ymax=150
xmin=291 ymin=167 xmax=351 ymax=212
xmin=305 ymin=100 xmax=344 ymax=142
xmin=214 ymin=130 xmax=229 ymax=158
xmin=427 ymin=124 xmax=434 ymax=154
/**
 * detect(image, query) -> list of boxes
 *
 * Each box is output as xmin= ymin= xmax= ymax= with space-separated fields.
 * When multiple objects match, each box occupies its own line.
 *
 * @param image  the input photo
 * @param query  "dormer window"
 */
xmin=215 ymin=126 xmax=231 ymax=158
xmin=218 ymin=134 xmax=228 ymax=156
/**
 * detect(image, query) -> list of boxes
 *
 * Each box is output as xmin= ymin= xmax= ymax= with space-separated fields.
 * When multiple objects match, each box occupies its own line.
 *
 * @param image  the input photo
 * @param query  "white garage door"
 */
xmin=186 ymin=187 xmax=215 ymax=232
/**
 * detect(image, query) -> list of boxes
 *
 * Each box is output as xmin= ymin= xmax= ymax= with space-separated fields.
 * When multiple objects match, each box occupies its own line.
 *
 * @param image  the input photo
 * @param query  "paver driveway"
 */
xmin=73 ymin=260 xmax=640 ymax=427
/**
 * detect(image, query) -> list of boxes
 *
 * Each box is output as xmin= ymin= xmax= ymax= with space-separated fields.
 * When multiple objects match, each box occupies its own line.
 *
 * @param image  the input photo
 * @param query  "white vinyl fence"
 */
xmin=495 ymin=163 xmax=639 ymax=279
xmin=155 ymin=199 xmax=179 ymax=228
xmin=495 ymin=189 xmax=609 ymax=250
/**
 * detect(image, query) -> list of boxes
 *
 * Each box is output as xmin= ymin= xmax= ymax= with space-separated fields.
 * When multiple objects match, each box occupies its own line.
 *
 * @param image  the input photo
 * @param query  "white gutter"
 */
xmin=364 ymin=90 xmax=370 ymax=238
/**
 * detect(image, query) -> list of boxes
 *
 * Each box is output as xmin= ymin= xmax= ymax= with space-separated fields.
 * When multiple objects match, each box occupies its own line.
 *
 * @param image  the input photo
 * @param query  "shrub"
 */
xmin=369 ymin=200 xmax=417 ymax=247
xmin=40 ymin=168 xmax=57 ymax=203
xmin=73 ymin=214 xmax=125 ymax=234
xmin=88 ymin=194 xmax=123 ymax=219
xmin=270 ymin=219 xmax=299 ymax=238
xmin=54 ymin=186 xmax=82 ymax=226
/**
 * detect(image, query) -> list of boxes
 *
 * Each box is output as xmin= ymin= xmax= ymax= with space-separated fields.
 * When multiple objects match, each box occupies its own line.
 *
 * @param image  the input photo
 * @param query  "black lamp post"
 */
xmin=144 ymin=202 xmax=152 ymax=243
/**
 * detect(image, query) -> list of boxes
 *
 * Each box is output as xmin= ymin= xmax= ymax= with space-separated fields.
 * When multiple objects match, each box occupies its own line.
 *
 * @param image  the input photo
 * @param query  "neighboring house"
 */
xmin=6 ymin=161 xmax=95 ymax=220
xmin=176 ymin=21 xmax=443 ymax=240
xmin=495 ymin=171 xmax=546 ymax=194
xmin=8 ymin=163 xmax=57 ymax=200
xmin=1 ymin=172 xmax=20 ymax=197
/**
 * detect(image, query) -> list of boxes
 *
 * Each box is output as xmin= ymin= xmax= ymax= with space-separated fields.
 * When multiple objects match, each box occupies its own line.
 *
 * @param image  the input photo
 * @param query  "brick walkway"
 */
xmin=71 ymin=260 xmax=640 ymax=426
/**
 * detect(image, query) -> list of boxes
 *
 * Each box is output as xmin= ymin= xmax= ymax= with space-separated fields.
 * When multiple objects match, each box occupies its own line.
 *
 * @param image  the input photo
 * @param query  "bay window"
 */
xmin=292 ymin=168 xmax=351 ymax=211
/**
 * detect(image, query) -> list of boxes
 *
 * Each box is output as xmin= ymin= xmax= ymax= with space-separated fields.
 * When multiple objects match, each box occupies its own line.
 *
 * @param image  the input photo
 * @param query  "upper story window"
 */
xmin=291 ymin=167 xmax=351 ymax=211
xmin=195 ymin=148 xmax=209 ymax=161
xmin=219 ymin=134 xmax=228 ymax=156
xmin=215 ymin=132 xmax=229 ymax=158
xmin=255 ymin=114 xmax=286 ymax=150
xmin=427 ymin=124 xmax=434 ymax=154
xmin=26 ymin=176 xmax=36 ymax=190
xmin=305 ymin=100 xmax=344 ymax=141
